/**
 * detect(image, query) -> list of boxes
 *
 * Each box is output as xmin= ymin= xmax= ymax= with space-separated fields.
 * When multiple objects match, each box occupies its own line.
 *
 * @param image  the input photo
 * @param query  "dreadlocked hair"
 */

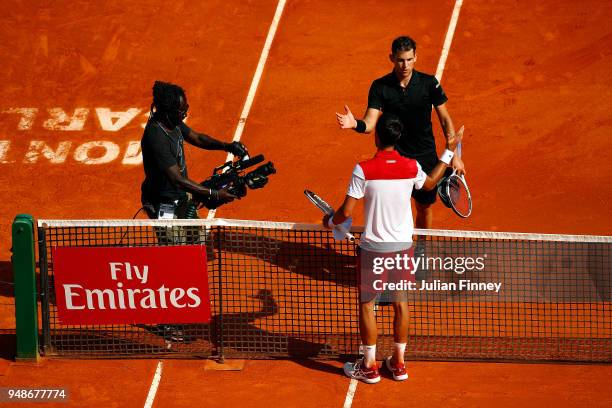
xmin=151 ymin=81 xmax=186 ymax=116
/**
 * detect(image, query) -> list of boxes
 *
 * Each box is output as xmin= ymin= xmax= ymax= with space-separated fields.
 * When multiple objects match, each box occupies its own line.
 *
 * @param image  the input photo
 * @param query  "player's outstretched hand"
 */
xmin=335 ymin=105 xmax=357 ymax=129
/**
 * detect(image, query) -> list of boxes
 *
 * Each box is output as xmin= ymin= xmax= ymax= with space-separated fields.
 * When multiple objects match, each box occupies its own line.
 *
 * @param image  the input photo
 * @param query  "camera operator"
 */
xmin=140 ymin=81 xmax=248 ymax=343
xmin=141 ymin=80 xmax=248 ymax=220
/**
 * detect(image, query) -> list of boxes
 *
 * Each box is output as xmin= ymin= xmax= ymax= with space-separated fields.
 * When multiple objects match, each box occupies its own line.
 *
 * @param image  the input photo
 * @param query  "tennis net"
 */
xmin=36 ymin=218 xmax=611 ymax=362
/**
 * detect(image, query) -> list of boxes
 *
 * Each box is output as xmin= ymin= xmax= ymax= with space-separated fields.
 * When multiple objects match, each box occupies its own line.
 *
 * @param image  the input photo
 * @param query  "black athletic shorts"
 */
xmin=397 ymin=150 xmax=438 ymax=205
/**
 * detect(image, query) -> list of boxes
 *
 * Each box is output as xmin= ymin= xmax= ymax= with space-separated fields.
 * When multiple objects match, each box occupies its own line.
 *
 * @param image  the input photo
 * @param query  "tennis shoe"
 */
xmin=385 ymin=356 xmax=408 ymax=381
xmin=343 ymin=358 xmax=381 ymax=384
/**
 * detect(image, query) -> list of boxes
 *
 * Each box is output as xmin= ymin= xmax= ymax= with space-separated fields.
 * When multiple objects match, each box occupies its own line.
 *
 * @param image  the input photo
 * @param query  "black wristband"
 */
xmin=354 ymin=120 xmax=366 ymax=133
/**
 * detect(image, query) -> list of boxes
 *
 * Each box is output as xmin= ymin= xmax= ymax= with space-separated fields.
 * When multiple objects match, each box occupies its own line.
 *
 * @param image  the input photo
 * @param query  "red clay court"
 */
xmin=0 ymin=0 xmax=611 ymax=407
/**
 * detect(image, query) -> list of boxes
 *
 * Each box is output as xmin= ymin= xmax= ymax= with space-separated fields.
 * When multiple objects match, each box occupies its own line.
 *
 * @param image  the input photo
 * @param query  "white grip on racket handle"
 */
xmin=336 ymin=224 xmax=355 ymax=242
xmin=328 ymin=215 xmax=355 ymax=242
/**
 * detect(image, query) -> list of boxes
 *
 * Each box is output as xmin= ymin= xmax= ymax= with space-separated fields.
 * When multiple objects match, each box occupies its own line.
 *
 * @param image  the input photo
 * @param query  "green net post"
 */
xmin=12 ymin=214 xmax=39 ymax=361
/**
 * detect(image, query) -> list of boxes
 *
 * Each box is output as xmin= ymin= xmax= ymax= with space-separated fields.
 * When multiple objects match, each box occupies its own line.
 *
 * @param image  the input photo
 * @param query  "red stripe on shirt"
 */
xmin=359 ymin=150 xmax=418 ymax=180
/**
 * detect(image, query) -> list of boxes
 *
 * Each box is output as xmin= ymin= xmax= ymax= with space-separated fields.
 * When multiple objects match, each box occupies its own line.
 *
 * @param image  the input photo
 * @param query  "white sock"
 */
xmin=394 ymin=342 xmax=406 ymax=363
xmin=363 ymin=344 xmax=376 ymax=368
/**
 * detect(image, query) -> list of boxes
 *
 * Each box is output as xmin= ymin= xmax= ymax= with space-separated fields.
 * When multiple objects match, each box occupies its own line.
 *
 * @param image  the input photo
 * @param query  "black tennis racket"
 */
xmin=304 ymin=190 xmax=355 ymax=242
xmin=437 ymin=126 xmax=472 ymax=218
xmin=439 ymin=170 xmax=472 ymax=218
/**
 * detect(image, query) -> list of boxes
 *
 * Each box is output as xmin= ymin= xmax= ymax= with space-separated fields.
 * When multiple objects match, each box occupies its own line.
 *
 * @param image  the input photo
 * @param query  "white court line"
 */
xmin=145 ymin=3 xmax=287 ymax=403
xmin=435 ymin=0 xmax=464 ymax=82
xmin=342 ymin=379 xmax=359 ymax=408
xmin=342 ymin=1 xmax=464 ymax=406
xmin=206 ymin=0 xmax=287 ymax=220
xmin=143 ymin=361 xmax=163 ymax=408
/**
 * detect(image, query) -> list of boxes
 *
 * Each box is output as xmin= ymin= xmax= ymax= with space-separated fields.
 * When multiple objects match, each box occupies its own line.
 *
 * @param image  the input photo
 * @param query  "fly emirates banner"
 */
xmin=52 ymin=245 xmax=211 ymax=324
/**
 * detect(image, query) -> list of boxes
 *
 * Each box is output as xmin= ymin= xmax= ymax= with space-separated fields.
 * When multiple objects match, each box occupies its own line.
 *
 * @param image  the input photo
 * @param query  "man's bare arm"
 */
xmin=420 ymin=125 xmax=464 ymax=191
xmin=183 ymin=128 xmax=228 ymax=150
xmin=164 ymin=164 xmax=235 ymax=202
xmin=362 ymin=108 xmax=382 ymax=133
xmin=421 ymin=162 xmax=449 ymax=191
xmin=336 ymin=106 xmax=382 ymax=133
xmin=322 ymin=195 xmax=359 ymax=228
xmin=434 ymin=103 xmax=455 ymax=139
xmin=435 ymin=103 xmax=465 ymax=175
xmin=184 ymin=128 xmax=248 ymax=158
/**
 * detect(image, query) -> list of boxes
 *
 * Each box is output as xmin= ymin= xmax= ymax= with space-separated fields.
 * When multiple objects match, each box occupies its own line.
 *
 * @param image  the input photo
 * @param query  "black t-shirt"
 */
xmin=140 ymin=120 xmax=192 ymax=205
xmin=368 ymin=70 xmax=447 ymax=158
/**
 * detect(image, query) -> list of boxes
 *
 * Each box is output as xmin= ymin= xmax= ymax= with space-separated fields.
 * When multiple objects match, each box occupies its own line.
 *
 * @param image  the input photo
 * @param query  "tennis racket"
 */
xmin=437 ymin=126 xmax=472 ymax=218
xmin=304 ymin=190 xmax=355 ymax=242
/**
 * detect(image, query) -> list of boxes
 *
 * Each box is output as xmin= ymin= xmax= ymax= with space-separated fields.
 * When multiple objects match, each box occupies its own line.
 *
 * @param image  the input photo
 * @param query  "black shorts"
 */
xmin=398 ymin=151 xmax=438 ymax=205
